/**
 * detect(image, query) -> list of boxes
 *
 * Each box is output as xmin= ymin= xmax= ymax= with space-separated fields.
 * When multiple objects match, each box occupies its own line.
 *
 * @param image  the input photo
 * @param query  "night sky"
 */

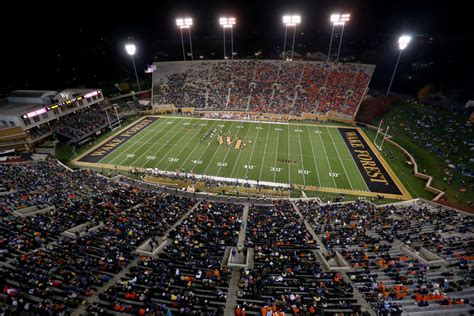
xmin=2 ymin=0 xmax=473 ymax=100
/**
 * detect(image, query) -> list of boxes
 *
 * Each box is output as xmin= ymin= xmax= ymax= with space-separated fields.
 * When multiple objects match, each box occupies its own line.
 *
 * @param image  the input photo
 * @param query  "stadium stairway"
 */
xmin=291 ymin=201 xmax=329 ymax=257
xmin=71 ymin=201 xmax=202 ymax=315
xmin=291 ymin=201 xmax=377 ymax=316
xmin=224 ymin=204 xmax=250 ymax=316
xmin=237 ymin=204 xmax=249 ymax=248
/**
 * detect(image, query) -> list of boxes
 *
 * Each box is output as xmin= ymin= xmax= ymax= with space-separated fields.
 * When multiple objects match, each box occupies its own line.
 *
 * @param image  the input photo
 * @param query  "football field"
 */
xmin=74 ymin=116 xmax=410 ymax=199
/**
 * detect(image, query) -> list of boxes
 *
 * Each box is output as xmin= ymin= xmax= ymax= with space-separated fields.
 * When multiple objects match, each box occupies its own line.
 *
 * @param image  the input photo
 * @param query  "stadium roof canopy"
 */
xmin=0 ymin=98 xmax=48 ymax=116
xmin=279 ymin=50 xmax=303 ymax=59
xmin=307 ymin=51 xmax=328 ymax=60
xmin=0 ymin=89 xmax=98 ymax=117
xmin=8 ymin=90 xmax=57 ymax=100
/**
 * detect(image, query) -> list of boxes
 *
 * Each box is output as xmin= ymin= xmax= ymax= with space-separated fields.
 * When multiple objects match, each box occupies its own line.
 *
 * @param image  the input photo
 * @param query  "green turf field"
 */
xmin=75 ymin=116 xmax=409 ymax=198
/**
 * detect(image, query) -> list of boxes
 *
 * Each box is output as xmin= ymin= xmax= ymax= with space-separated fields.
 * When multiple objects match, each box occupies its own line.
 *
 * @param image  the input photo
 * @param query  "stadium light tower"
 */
xmin=125 ymin=44 xmax=141 ymax=91
xmin=386 ymin=35 xmax=411 ymax=96
xmin=219 ymin=17 xmax=236 ymax=60
xmin=327 ymin=14 xmax=339 ymax=61
xmin=282 ymin=15 xmax=301 ymax=61
xmin=327 ymin=13 xmax=350 ymax=62
xmin=176 ymin=17 xmax=194 ymax=61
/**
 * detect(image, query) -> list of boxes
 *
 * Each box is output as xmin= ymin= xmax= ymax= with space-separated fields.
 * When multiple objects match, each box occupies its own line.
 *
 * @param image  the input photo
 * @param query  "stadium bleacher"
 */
xmin=55 ymin=106 xmax=121 ymax=143
xmin=238 ymin=202 xmax=362 ymax=315
xmin=298 ymin=200 xmax=474 ymax=315
xmin=152 ymin=60 xmax=375 ymax=118
xmin=0 ymin=158 xmax=472 ymax=315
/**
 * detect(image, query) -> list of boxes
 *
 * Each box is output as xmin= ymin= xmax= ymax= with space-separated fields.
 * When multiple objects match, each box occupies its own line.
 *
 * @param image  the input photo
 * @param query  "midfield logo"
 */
xmin=216 ymin=135 xmax=252 ymax=150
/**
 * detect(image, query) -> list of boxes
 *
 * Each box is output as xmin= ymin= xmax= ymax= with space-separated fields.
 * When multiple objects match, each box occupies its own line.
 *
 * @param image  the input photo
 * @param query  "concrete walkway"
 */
xmin=224 ymin=204 xmax=250 ymax=316
xmin=341 ymin=271 xmax=376 ymax=316
xmin=237 ymin=204 xmax=249 ymax=248
xmin=291 ymin=201 xmax=376 ymax=316
xmin=291 ymin=201 xmax=329 ymax=256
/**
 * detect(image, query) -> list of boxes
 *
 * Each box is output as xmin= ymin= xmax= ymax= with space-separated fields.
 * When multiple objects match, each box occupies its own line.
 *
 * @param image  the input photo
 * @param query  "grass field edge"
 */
xmin=70 ymin=115 xmax=149 ymax=166
xmin=356 ymin=127 xmax=412 ymax=200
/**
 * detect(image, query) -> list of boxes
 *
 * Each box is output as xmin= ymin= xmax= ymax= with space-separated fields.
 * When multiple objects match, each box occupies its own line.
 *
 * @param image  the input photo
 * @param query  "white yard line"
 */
xmin=273 ymin=128 xmax=280 ymax=183
xmin=258 ymin=124 xmax=272 ymax=181
xmin=175 ymin=120 xmax=220 ymax=171
xmin=229 ymin=123 xmax=254 ymax=178
xmin=148 ymin=121 xmax=195 ymax=168
xmin=216 ymin=122 xmax=247 ymax=176
xmin=243 ymin=124 xmax=262 ymax=179
xmin=125 ymin=119 xmax=182 ymax=167
xmin=325 ymin=127 xmax=354 ymax=190
xmin=296 ymin=127 xmax=306 ymax=186
xmin=306 ymin=126 xmax=321 ymax=187
xmin=315 ymin=126 xmax=337 ymax=187
xmin=162 ymin=120 xmax=209 ymax=171
xmin=107 ymin=118 xmax=171 ymax=166
xmin=202 ymin=121 xmax=236 ymax=174
xmin=287 ymin=123 xmax=291 ymax=185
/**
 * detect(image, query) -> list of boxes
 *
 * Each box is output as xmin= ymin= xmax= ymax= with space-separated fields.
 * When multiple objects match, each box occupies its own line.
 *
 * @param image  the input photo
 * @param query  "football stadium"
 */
xmin=1 ymin=2 xmax=473 ymax=316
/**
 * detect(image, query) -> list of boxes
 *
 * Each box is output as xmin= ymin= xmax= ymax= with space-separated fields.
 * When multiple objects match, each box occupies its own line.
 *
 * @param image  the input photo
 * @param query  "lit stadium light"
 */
xmin=282 ymin=15 xmax=301 ymax=26
xmin=219 ymin=17 xmax=237 ymax=60
xmin=125 ymin=44 xmax=136 ymax=56
xmin=340 ymin=13 xmax=350 ymax=23
xmin=176 ymin=17 xmax=193 ymax=29
xmin=387 ymin=34 xmax=412 ymax=96
xmin=124 ymin=44 xmax=140 ymax=91
xmin=327 ymin=13 xmax=350 ymax=62
xmin=330 ymin=14 xmax=340 ymax=23
xmin=282 ymin=14 xmax=301 ymax=61
xmin=330 ymin=13 xmax=350 ymax=26
xmin=398 ymin=35 xmax=411 ymax=50
xmin=176 ymin=17 xmax=194 ymax=61
xmin=219 ymin=17 xmax=236 ymax=28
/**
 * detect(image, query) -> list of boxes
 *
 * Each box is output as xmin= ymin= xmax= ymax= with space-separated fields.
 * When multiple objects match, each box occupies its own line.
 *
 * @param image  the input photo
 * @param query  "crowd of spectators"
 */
xmin=1 ymin=157 xmax=472 ymax=315
xmin=100 ymin=201 xmax=242 ymax=315
xmin=55 ymin=106 xmax=120 ymax=141
xmin=152 ymin=60 xmax=374 ymax=117
xmin=297 ymin=200 xmax=474 ymax=315
xmin=0 ymin=158 xmax=195 ymax=315
xmin=155 ymin=73 xmax=187 ymax=107
xmin=28 ymin=124 xmax=52 ymax=140
xmin=237 ymin=202 xmax=362 ymax=315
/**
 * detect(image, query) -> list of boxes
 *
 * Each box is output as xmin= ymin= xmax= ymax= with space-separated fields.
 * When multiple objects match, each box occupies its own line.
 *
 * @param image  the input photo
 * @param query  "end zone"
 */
xmin=74 ymin=117 xmax=159 ymax=164
xmin=339 ymin=127 xmax=411 ymax=200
